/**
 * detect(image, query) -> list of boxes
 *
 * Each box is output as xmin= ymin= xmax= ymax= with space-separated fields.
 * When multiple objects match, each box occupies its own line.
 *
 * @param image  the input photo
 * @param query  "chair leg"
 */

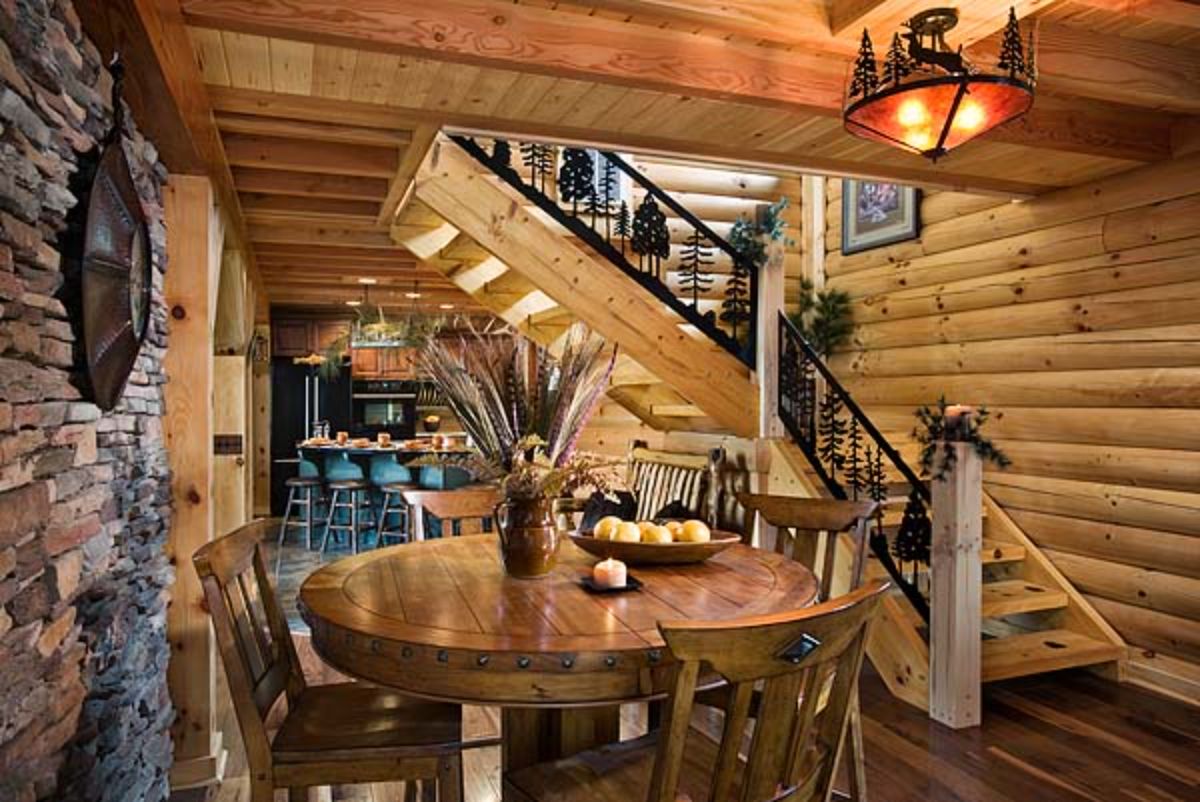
xmin=438 ymin=754 xmax=464 ymax=802
xmin=375 ymin=491 xmax=391 ymax=548
xmin=302 ymin=487 xmax=316 ymax=550
xmin=320 ymin=489 xmax=340 ymax=553
xmin=420 ymin=777 xmax=437 ymax=802
xmin=350 ymin=492 xmax=361 ymax=555
xmin=278 ymin=488 xmax=297 ymax=549
xmin=843 ymin=699 xmax=868 ymax=802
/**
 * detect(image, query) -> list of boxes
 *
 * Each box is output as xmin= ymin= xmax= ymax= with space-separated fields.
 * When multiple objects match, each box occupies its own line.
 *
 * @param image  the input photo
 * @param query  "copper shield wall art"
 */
xmin=82 ymin=59 xmax=152 ymax=411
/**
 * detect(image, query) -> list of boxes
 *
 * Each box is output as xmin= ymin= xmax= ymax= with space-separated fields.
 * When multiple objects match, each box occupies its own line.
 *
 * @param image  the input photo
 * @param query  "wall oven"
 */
xmin=351 ymin=380 xmax=417 ymax=439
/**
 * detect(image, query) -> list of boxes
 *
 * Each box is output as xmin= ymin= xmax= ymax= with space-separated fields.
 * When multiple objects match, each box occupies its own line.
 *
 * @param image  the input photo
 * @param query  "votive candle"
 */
xmin=593 ymin=557 xmax=628 ymax=589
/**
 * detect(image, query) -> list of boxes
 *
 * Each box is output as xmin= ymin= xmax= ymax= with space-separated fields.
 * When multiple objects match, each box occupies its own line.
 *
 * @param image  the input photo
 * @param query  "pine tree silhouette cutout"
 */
xmin=630 ymin=195 xmax=669 ymax=279
xmin=848 ymin=29 xmax=880 ymax=99
xmin=520 ymin=142 xmax=553 ymax=192
xmin=599 ymin=156 xmax=620 ymax=239
xmin=558 ymin=148 xmax=594 ymax=215
xmin=817 ymin=387 xmax=848 ymax=482
xmin=882 ymin=33 xmax=914 ymax=85
xmin=1025 ymin=29 xmax=1037 ymax=82
xmin=997 ymin=8 xmax=1026 ymax=79
xmin=893 ymin=490 xmax=931 ymax=565
xmin=678 ymin=230 xmax=714 ymax=308
xmin=720 ymin=258 xmax=751 ymax=342
xmin=492 ymin=139 xmax=512 ymax=169
xmin=614 ymin=200 xmax=631 ymax=255
xmin=845 ymin=417 xmax=866 ymax=499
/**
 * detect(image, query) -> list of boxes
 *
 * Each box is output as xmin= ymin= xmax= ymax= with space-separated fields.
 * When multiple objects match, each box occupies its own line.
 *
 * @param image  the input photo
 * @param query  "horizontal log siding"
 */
xmin=824 ymin=155 xmax=1200 ymax=673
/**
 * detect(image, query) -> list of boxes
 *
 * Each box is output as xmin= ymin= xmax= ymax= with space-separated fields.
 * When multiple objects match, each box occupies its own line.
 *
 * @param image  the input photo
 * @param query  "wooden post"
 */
xmin=252 ymin=323 xmax=272 ymax=517
xmin=752 ymin=198 xmax=788 ymax=548
xmin=929 ymin=441 xmax=983 ymax=729
xmin=213 ymin=354 xmax=248 ymax=536
xmin=164 ymin=175 xmax=228 ymax=790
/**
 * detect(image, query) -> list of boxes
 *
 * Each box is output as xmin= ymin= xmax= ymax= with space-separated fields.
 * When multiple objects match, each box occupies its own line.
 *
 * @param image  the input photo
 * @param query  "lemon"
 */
xmin=641 ymin=525 xmax=673 ymax=544
xmin=613 ymin=522 xmax=642 ymax=543
xmin=594 ymin=515 xmax=622 ymax=540
xmin=679 ymin=520 xmax=712 ymax=543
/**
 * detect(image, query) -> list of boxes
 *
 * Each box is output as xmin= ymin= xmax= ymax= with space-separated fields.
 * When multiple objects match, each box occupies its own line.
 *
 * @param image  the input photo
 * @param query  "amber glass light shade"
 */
xmin=844 ymin=74 xmax=1033 ymax=159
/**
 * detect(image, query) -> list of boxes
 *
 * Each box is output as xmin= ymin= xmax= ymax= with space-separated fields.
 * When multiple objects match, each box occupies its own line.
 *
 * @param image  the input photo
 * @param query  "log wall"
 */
xmin=824 ymin=154 xmax=1200 ymax=690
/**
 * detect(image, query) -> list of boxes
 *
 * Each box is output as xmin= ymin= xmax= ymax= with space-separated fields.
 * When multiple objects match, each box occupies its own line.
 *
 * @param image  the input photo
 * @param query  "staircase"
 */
xmin=396 ymin=135 xmax=758 ymax=438
xmin=396 ymin=133 xmax=1123 ymax=714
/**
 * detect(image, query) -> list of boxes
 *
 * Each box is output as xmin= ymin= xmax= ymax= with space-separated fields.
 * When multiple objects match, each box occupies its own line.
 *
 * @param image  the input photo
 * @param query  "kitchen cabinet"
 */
xmin=272 ymin=319 xmax=350 ymax=358
xmin=351 ymin=347 xmax=417 ymax=379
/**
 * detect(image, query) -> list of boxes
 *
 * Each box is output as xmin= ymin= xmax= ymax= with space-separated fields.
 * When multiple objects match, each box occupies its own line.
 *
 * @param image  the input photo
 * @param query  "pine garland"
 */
xmin=912 ymin=396 xmax=1012 ymax=481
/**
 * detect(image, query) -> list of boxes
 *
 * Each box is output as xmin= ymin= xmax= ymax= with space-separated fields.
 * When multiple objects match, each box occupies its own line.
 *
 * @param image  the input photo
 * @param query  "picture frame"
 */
xmin=841 ymin=179 xmax=922 ymax=255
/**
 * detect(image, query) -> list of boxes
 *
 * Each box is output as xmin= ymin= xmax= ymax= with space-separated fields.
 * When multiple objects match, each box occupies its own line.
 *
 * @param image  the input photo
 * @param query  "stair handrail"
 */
xmin=449 ymin=134 xmax=758 ymax=367
xmin=778 ymin=311 xmax=931 ymax=622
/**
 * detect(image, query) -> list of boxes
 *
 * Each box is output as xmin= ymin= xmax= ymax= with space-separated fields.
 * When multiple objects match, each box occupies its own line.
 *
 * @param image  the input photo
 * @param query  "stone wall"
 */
xmin=0 ymin=1 xmax=173 ymax=800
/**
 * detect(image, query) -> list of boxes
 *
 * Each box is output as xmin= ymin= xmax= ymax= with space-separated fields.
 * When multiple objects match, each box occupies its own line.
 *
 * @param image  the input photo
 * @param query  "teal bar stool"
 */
xmin=319 ymin=452 xmax=375 ymax=554
xmin=371 ymin=455 xmax=417 ymax=548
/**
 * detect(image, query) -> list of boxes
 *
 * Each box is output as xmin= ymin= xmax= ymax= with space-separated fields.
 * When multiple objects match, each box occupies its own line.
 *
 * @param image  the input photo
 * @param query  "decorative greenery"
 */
xmin=724 ymin=196 xmax=794 ymax=342
xmin=417 ymin=323 xmax=621 ymax=501
xmin=789 ymin=278 xmax=853 ymax=358
xmin=912 ymin=396 xmax=1012 ymax=481
xmin=319 ymin=307 xmax=446 ymax=379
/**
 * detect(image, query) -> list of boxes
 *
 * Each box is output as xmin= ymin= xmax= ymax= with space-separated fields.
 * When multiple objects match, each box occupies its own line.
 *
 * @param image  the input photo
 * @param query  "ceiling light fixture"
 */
xmin=439 ymin=303 xmax=455 ymax=310
xmin=357 ymin=277 xmax=378 ymax=285
xmin=843 ymin=7 xmax=1035 ymax=161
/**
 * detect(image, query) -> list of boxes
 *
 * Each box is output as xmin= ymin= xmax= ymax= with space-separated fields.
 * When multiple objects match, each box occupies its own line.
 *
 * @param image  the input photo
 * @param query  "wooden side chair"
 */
xmin=194 ymin=522 xmax=465 ymax=801
xmin=401 ymin=485 xmax=502 ymax=540
xmin=628 ymin=440 xmax=724 ymax=525
xmin=504 ymin=580 xmax=890 ymax=802
xmin=735 ymin=493 xmax=881 ymax=801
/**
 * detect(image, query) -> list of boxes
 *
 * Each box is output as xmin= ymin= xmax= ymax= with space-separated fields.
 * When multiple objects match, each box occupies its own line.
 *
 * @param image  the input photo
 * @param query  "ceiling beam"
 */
xmin=206 ymin=87 xmax=1172 ymax=197
xmin=232 ymin=166 xmax=390 ymax=200
xmin=183 ymin=1 xmax=1175 ymax=167
xmin=215 ymin=112 xmax=413 ymax=147
xmin=223 ymin=133 xmax=400 ymax=177
xmin=1067 ymin=0 xmax=1200 ymax=29
xmin=828 ymin=0 xmax=1047 ymax=43
xmin=240 ymin=194 xmax=381 ymax=220
xmin=971 ymin=22 xmax=1200 ymax=113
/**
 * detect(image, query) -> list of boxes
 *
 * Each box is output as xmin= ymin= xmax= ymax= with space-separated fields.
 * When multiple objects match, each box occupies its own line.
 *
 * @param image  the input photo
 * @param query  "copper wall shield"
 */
xmin=82 ymin=130 xmax=152 ymax=411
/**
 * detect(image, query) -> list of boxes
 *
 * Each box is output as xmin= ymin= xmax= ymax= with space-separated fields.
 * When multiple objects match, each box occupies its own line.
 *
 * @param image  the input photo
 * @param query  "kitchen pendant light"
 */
xmin=843 ymin=8 xmax=1035 ymax=161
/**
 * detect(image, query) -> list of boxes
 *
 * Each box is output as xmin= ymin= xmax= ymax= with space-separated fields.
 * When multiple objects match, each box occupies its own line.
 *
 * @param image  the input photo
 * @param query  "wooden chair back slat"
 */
xmin=649 ymin=580 xmax=888 ymax=802
xmin=627 ymin=441 xmax=723 ymax=526
xmin=403 ymin=487 xmax=501 ymax=537
xmin=738 ymin=494 xmax=879 ymax=599
xmin=193 ymin=522 xmax=307 ymax=770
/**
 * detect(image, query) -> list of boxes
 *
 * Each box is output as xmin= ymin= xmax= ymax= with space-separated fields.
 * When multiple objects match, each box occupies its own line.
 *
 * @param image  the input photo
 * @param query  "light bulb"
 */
xmin=345 ymin=299 xmax=362 ymax=307
xmin=357 ymin=277 xmax=378 ymax=285
xmin=904 ymin=129 xmax=933 ymax=151
xmin=404 ymin=292 xmax=422 ymax=299
xmin=897 ymin=99 xmax=929 ymax=128
xmin=953 ymin=100 xmax=985 ymax=131
xmin=439 ymin=303 xmax=455 ymax=310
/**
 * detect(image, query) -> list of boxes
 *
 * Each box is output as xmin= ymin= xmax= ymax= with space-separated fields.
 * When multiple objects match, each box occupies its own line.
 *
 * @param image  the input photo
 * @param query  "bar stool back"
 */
xmin=371 ymin=455 xmax=417 ymax=548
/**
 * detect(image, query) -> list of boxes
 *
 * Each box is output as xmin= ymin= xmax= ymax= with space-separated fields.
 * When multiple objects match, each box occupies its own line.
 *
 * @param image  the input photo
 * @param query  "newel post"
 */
xmin=929 ymin=425 xmax=983 ymax=729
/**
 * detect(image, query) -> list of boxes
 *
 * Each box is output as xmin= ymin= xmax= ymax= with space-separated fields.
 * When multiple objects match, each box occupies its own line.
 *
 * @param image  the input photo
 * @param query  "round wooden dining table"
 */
xmin=299 ymin=533 xmax=817 ymax=772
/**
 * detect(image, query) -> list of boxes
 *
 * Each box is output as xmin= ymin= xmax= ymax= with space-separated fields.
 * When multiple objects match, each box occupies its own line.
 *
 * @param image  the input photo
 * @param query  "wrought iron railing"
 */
xmin=779 ymin=312 xmax=931 ymax=623
xmin=450 ymin=135 xmax=758 ymax=366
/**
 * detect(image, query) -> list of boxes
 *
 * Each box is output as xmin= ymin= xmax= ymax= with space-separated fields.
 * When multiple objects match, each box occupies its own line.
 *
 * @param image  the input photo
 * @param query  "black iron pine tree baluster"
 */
xmin=631 ymin=194 xmax=669 ymax=280
xmin=817 ymin=386 xmax=847 ymax=484
xmin=559 ymin=148 xmax=594 ymax=216
xmin=520 ymin=142 xmax=553 ymax=192
xmin=845 ymin=417 xmax=866 ymax=500
xmin=721 ymin=256 xmax=751 ymax=343
xmin=614 ymin=200 xmax=631 ymax=255
xmin=599 ymin=156 xmax=619 ymax=238
xmin=678 ymin=230 xmax=714 ymax=308
xmin=492 ymin=138 xmax=513 ymax=169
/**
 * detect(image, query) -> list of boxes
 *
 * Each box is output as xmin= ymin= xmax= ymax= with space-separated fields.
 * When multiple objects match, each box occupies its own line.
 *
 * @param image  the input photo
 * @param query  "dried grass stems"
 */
xmin=418 ymin=323 xmax=623 ymax=500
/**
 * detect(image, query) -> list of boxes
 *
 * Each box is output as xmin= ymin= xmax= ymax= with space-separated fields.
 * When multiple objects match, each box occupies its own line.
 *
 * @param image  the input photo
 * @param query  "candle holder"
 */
xmin=941 ymin=404 xmax=974 ymax=441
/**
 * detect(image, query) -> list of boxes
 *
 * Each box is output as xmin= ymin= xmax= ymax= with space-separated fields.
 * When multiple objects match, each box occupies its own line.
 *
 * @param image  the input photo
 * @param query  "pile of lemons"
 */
xmin=592 ymin=516 xmax=712 ymax=544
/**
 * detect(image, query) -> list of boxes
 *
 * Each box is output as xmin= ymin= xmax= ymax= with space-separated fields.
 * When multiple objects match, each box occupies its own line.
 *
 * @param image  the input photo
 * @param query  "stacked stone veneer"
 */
xmin=0 ymin=1 xmax=174 ymax=800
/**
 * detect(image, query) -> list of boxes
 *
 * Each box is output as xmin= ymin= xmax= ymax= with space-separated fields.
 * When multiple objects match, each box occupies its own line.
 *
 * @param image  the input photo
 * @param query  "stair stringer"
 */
xmin=393 ymin=203 xmax=730 ymax=434
xmin=412 ymin=138 xmax=758 ymax=438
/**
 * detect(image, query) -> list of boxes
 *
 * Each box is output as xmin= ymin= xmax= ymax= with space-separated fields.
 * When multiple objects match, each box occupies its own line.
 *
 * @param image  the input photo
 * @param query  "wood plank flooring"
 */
xmin=187 ymin=531 xmax=1199 ymax=802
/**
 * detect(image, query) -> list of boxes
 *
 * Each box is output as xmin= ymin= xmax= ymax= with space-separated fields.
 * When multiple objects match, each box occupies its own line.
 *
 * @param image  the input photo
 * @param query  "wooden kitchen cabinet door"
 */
xmin=272 ymin=320 xmax=312 ymax=357
xmin=351 ymin=347 xmax=380 ymax=377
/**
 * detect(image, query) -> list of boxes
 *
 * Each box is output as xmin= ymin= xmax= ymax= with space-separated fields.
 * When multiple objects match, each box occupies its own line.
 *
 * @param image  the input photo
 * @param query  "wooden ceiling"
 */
xmin=79 ymin=0 xmax=1200 ymax=314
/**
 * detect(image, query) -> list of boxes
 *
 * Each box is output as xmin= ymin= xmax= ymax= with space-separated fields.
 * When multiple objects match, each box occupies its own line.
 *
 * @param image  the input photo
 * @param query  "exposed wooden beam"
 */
xmin=182 ymin=0 xmax=849 ymax=114
xmin=1068 ymin=0 xmax=1200 ymax=28
xmin=205 ymin=83 xmax=1168 ymax=196
xmin=232 ymin=166 xmax=390 ymax=200
xmin=254 ymin=243 xmax=416 ymax=261
xmin=223 ymin=133 xmax=400 ymax=177
xmin=207 ymin=87 xmax=1054 ymax=197
xmin=972 ymin=22 xmax=1200 ymax=113
xmin=240 ymin=194 xmax=380 ymax=220
xmin=378 ymin=124 xmax=440 ymax=226
xmin=248 ymin=222 xmax=398 ymax=248
xmin=829 ymin=0 xmax=1047 ymax=43
xmin=215 ymin=112 xmax=413 ymax=147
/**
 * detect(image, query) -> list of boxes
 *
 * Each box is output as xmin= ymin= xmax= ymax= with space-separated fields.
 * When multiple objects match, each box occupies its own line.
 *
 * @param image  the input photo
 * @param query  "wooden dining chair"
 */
xmin=401 ymin=486 xmax=502 ymax=540
xmin=734 ymin=493 xmax=881 ymax=802
xmin=504 ymin=580 xmax=890 ymax=802
xmin=193 ymin=521 xmax=466 ymax=801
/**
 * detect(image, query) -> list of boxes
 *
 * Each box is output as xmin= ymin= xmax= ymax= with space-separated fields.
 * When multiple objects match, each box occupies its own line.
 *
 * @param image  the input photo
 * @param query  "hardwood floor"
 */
xmin=191 ymin=532 xmax=1200 ymax=802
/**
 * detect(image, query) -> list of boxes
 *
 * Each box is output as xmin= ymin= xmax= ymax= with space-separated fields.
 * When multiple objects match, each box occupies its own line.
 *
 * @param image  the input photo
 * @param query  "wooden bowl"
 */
xmin=568 ymin=530 xmax=742 ymax=565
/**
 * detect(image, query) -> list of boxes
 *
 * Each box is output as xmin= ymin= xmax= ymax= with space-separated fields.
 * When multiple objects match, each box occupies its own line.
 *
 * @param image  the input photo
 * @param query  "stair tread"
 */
xmin=982 ymin=628 xmax=1122 ymax=682
xmin=981 ymin=580 xmax=1068 ymax=618
xmin=865 ymin=539 xmax=1024 ymax=580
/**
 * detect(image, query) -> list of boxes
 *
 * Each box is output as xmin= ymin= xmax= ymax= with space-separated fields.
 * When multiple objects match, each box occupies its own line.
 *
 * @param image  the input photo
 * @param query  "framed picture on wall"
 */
xmin=841 ymin=179 xmax=921 ymax=255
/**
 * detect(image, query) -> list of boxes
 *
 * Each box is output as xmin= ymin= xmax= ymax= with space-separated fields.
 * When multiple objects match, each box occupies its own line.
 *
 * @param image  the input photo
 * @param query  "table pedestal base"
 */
xmin=501 ymin=706 xmax=622 ymax=785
